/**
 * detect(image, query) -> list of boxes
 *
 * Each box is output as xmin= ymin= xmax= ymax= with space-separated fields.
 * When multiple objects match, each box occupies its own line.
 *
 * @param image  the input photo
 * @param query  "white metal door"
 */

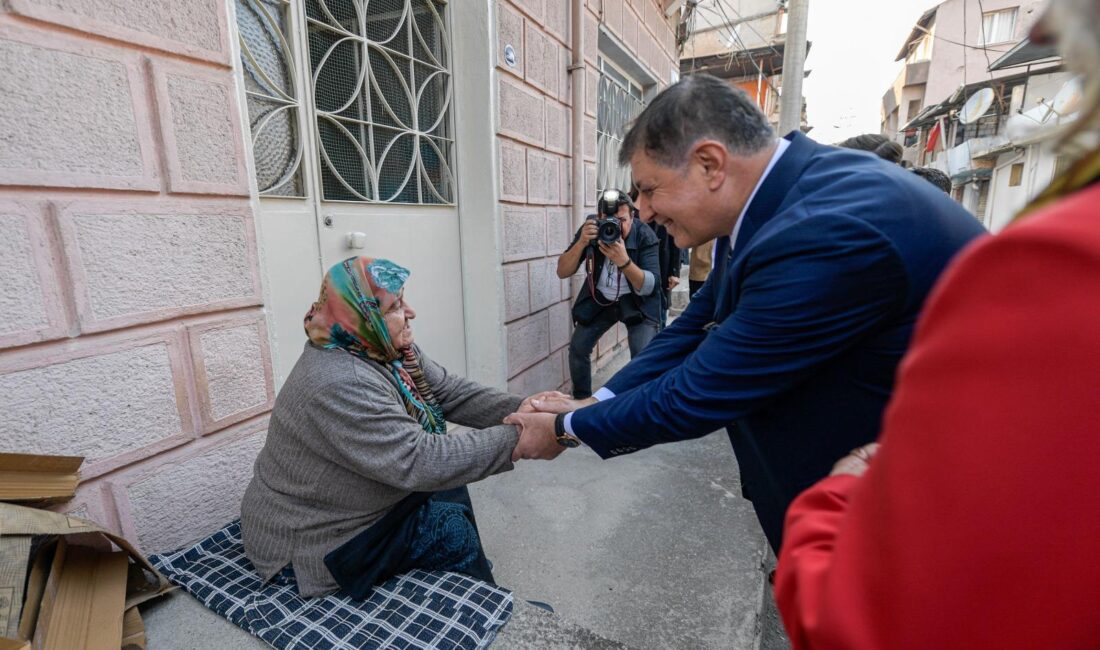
xmin=234 ymin=0 xmax=467 ymax=379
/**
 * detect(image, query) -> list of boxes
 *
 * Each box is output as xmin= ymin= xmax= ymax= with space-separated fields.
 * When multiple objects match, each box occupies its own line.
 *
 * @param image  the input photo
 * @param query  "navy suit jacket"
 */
xmin=570 ymin=132 xmax=987 ymax=549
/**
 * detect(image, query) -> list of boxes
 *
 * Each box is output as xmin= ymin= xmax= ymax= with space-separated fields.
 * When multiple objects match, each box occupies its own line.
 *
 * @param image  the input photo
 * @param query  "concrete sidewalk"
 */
xmin=467 ymin=351 xmax=788 ymax=649
xmin=470 ymin=431 xmax=776 ymax=649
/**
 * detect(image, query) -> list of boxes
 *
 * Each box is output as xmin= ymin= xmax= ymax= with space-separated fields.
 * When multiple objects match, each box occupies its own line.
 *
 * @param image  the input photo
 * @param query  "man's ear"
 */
xmin=692 ymin=141 xmax=728 ymax=190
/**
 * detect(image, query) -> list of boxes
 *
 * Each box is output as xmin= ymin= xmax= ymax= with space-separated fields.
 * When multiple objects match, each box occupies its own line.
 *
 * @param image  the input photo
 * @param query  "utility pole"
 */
xmin=778 ymin=0 xmax=809 ymax=135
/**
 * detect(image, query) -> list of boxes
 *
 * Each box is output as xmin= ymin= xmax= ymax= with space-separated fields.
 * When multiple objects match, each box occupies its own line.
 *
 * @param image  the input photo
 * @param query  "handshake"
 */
xmin=502 ymin=392 xmax=597 ymax=463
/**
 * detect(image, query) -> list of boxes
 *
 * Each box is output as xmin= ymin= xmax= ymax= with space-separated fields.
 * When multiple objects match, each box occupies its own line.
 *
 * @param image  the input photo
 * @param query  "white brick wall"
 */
xmin=0 ymin=211 xmax=50 ymax=335
xmin=58 ymin=201 xmax=260 ymax=331
xmin=0 ymin=3 xmax=271 ymax=551
xmin=0 ymin=339 xmax=188 ymax=469
xmin=120 ymin=427 xmax=267 ymax=552
xmin=0 ymin=28 xmax=159 ymax=190
xmin=496 ymin=0 xmax=678 ymax=393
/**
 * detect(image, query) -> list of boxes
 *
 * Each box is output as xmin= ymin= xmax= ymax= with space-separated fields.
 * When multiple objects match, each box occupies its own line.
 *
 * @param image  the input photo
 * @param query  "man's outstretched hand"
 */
xmin=516 ymin=390 xmax=570 ymax=413
xmin=503 ymin=412 xmax=565 ymax=462
xmin=518 ymin=392 xmax=597 ymax=414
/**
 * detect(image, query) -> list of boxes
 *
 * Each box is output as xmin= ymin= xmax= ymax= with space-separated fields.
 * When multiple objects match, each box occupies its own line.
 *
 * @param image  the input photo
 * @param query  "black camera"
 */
xmin=588 ymin=189 xmax=634 ymax=246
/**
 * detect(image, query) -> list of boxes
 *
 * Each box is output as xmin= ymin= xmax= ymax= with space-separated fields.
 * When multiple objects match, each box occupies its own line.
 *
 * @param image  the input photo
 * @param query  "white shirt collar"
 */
xmin=729 ymin=137 xmax=790 ymax=249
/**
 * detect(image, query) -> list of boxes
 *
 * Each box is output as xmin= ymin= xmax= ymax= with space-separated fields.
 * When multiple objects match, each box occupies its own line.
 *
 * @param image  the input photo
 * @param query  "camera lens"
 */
xmin=597 ymin=218 xmax=621 ymax=244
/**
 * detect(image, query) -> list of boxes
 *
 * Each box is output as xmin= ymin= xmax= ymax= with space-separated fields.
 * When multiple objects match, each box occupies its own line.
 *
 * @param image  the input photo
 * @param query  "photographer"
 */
xmin=557 ymin=189 xmax=661 ymax=399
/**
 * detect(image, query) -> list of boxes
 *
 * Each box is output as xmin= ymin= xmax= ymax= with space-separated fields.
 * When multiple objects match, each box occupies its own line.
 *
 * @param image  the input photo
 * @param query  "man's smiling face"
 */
xmin=630 ymin=144 xmax=750 ymax=249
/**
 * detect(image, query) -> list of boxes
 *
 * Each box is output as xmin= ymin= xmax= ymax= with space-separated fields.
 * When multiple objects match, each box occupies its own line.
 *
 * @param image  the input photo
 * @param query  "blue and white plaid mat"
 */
xmin=150 ymin=520 xmax=513 ymax=650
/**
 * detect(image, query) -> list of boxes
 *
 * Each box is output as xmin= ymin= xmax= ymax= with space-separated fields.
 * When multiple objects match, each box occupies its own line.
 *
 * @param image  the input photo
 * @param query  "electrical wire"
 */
xmin=975 ymin=0 xmax=999 ymax=83
xmin=713 ymin=0 xmax=788 ymax=64
xmin=911 ymin=24 xmax=1011 ymax=54
xmin=963 ymin=0 xmax=968 ymax=88
xmin=705 ymin=0 xmax=782 ymax=96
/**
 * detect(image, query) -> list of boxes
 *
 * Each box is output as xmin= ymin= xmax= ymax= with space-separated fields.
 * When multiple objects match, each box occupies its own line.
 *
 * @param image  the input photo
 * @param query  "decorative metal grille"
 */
xmin=596 ymin=60 xmax=645 ymax=195
xmin=305 ymin=0 xmax=455 ymax=204
xmin=236 ymin=0 xmax=306 ymax=196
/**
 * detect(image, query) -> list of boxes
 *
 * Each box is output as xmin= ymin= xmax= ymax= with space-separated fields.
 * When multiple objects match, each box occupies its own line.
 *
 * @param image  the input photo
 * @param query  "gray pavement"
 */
xmin=468 ymin=350 xmax=786 ymax=649
xmin=471 ymin=431 xmax=773 ymax=649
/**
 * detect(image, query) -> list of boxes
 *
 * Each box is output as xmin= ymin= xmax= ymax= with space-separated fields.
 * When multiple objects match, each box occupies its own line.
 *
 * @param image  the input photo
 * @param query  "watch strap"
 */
xmin=553 ymin=413 xmax=580 ymax=448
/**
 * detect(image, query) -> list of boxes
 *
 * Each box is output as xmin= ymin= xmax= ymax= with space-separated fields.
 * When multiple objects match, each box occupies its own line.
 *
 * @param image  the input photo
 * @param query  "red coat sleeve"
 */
xmin=775 ymin=188 xmax=1100 ymax=650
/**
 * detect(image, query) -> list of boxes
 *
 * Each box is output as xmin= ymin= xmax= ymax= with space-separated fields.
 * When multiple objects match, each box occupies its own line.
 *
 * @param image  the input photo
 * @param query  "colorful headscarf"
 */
xmin=304 ymin=257 xmax=446 ymax=434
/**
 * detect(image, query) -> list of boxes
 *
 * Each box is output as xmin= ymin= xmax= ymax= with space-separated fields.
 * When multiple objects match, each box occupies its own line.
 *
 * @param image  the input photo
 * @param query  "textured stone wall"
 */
xmin=0 ymin=5 xmax=270 ymax=554
xmin=497 ymin=0 xmax=679 ymax=394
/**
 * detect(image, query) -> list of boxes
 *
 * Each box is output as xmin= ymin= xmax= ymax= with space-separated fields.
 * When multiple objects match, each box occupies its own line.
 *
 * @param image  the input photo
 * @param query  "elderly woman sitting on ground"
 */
xmin=241 ymin=257 xmax=521 ymax=598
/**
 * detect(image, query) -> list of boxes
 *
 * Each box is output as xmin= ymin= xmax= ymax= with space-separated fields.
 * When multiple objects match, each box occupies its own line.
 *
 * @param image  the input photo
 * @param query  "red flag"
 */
xmin=925 ymin=121 xmax=941 ymax=153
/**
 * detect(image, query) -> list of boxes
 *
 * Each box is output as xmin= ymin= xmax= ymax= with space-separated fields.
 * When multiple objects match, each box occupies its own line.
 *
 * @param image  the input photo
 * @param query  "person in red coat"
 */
xmin=774 ymin=2 xmax=1100 ymax=647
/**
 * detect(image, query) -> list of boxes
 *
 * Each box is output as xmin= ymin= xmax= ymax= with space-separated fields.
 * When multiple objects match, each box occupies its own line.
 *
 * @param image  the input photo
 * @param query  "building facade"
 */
xmin=880 ymin=0 xmax=1070 ymax=229
xmin=679 ymin=0 xmax=797 ymax=130
xmin=0 ymin=0 xmax=680 ymax=554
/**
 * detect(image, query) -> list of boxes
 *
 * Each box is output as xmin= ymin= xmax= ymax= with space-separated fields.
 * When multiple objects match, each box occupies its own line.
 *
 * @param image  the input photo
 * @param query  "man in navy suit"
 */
xmin=506 ymin=74 xmax=986 ymax=550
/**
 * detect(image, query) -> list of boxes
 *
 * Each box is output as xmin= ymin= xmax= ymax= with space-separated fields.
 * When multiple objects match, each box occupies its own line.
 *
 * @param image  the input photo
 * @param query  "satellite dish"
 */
xmin=959 ymin=88 xmax=996 ymax=124
xmin=1051 ymin=76 xmax=1083 ymax=115
xmin=1006 ymin=100 xmax=1061 ymax=142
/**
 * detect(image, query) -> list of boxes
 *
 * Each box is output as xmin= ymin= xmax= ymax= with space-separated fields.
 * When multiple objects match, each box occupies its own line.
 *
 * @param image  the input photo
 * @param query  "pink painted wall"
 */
xmin=0 ymin=3 xmax=272 ymax=554
xmin=497 ymin=0 xmax=679 ymax=395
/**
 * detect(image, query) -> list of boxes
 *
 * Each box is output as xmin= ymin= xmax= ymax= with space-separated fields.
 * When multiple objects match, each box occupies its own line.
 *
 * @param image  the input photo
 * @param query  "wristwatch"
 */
xmin=553 ymin=413 xmax=582 ymax=448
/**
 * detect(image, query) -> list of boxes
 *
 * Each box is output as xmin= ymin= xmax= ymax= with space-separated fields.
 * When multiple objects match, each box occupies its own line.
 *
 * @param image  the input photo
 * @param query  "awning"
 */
xmin=680 ymin=42 xmax=807 ymax=80
xmin=950 ymin=168 xmax=993 ymax=185
xmin=895 ymin=7 xmax=937 ymax=62
xmin=988 ymin=38 xmax=1060 ymax=71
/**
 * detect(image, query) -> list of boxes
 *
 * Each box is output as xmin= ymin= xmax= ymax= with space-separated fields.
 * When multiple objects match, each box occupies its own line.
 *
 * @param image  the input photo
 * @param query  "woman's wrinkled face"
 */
xmin=384 ymin=291 xmax=416 ymax=349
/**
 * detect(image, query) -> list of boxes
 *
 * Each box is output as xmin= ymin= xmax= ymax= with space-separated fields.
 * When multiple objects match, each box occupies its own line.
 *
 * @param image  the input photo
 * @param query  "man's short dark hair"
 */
xmin=619 ymin=74 xmax=774 ymax=168
xmin=911 ymin=167 xmax=952 ymax=193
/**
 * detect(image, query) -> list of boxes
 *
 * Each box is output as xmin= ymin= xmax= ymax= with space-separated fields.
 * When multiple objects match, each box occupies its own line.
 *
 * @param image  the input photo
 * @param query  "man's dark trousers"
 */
xmin=569 ymin=305 xmax=656 ymax=398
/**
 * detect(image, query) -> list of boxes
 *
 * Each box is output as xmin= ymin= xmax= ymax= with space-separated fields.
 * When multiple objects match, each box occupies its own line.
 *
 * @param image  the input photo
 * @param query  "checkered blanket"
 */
xmin=150 ymin=521 xmax=513 ymax=650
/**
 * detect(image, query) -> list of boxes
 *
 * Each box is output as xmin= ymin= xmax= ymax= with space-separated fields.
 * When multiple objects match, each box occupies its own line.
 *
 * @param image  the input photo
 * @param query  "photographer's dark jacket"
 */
xmin=566 ymin=218 xmax=661 ymax=327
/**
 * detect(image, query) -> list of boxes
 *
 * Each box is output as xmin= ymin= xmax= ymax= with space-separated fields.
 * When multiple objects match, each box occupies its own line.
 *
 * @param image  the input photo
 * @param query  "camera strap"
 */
xmin=585 ymin=247 xmax=621 ymax=308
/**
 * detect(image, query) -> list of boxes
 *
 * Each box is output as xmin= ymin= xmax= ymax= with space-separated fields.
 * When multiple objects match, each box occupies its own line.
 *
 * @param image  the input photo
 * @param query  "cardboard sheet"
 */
xmin=120 ymin=607 xmax=146 ymax=650
xmin=0 ymin=454 xmax=82 ymax=505
xmin=0 ymin=503 xmax=171 ymax=648
xmin=32 ymin=540 xmax=128 ymax=650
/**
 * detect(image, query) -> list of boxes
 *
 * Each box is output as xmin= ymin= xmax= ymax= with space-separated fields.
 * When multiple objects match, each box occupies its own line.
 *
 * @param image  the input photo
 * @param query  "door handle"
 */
xmin=346 ymin=231 xmax=367 ymax=249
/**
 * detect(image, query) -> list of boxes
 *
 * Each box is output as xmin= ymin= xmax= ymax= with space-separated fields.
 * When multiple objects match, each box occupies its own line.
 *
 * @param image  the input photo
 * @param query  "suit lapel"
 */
xmin=714 ymin=132 xmax=819 ymax=323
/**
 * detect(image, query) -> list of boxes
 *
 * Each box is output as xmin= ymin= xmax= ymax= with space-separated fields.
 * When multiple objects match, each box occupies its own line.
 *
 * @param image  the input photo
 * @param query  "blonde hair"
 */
xmin=1047 ymin=0 xmax=1100 ymax=146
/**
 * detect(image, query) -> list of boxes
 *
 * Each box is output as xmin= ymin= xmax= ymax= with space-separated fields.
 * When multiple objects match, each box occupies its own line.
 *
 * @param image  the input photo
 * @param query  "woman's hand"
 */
xmin=829 ymin=442 xmax=880 ymax=477
xmin=598 ymin=239 xmax=630 ymax=268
